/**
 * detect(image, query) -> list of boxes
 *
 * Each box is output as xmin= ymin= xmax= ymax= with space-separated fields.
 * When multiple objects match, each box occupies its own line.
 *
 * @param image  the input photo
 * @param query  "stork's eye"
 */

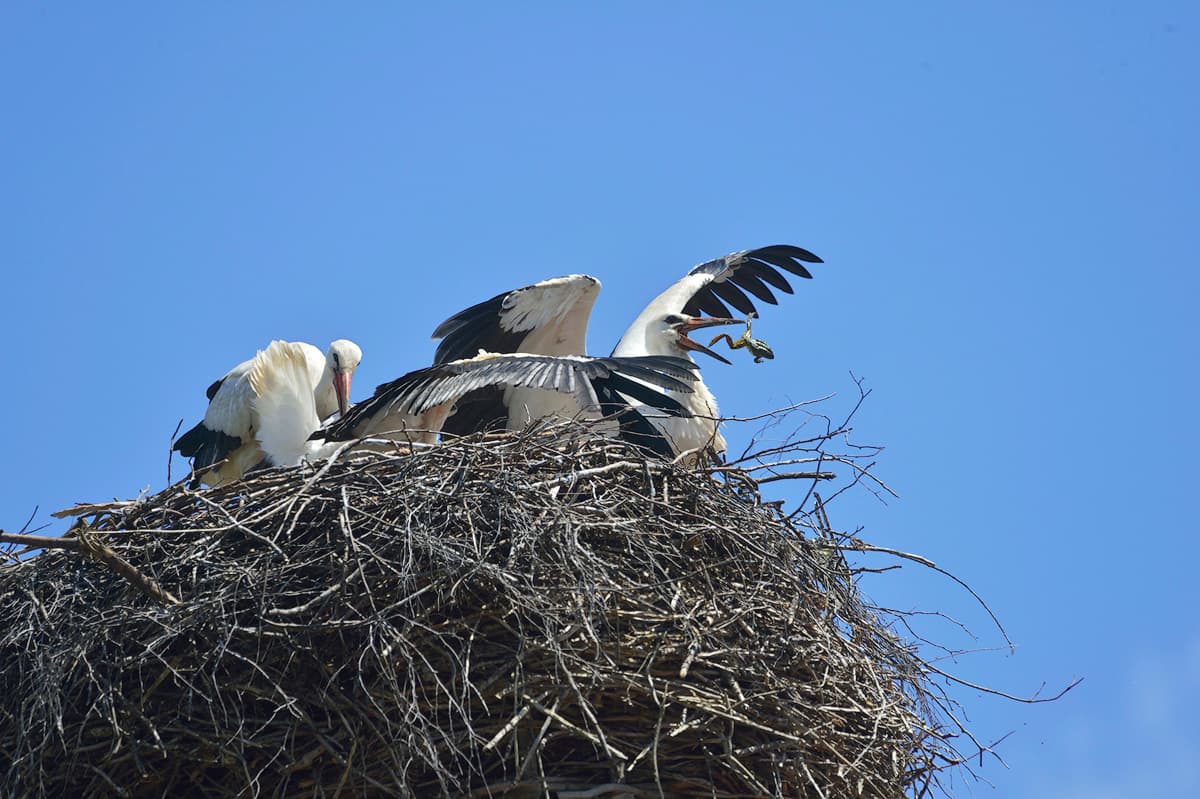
xmin=663 ymin=314 xmax=684 ymax=325
xmin=332 ymin=352 xmax=341 ymax=367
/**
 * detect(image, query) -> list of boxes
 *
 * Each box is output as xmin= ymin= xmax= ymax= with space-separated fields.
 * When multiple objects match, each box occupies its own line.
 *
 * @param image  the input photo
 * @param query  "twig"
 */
xmin=1 ymin=527 xmax=179 ymax=606
xmin=840 ymin=542 xmax=1013 ymax=651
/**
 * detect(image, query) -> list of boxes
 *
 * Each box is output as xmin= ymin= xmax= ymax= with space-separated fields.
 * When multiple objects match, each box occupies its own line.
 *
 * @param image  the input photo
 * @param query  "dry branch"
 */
xmin=1 ymin=526 xmax=179 ymax=606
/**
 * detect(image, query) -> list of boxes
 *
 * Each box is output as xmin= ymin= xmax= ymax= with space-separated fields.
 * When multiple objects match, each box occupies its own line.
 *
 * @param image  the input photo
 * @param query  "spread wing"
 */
xmin=613 ymin=245 xmax=823 ymax=354
xmin=431 ymin=274 xmax=601 ymax=364
xmin=680 ymin=244 xmax=824 ymax=318
xmin=319 ymin=354 xmax=697 ymax=442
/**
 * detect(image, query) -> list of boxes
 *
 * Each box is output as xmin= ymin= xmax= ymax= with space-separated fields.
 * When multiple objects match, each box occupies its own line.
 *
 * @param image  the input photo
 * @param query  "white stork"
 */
xmin=610 ymin=312 xmax=741 ymax=459
xmin=430 ymin=244 xmax=823 ymax=461
xmin=172 ymin=339 xmax=362 ymax=487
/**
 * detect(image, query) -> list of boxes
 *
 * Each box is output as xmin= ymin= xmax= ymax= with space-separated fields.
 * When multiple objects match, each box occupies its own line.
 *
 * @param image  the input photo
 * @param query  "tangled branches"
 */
xmin=1 ymin=409 xmax=966 ymax=798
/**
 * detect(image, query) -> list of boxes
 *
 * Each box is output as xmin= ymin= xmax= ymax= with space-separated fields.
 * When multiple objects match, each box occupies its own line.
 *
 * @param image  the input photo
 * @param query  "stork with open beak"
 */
xmin=609 ymin=313 xmax=743 ymax=459
xmin=172 ymin=338 xmax=362 ymax=487
xmin=429 ymin=244 xmax=823 ymax=462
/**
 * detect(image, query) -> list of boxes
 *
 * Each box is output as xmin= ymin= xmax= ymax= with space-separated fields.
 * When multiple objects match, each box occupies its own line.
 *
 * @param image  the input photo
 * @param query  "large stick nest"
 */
xmin=0 ymin=418 xmax=959 ymax=798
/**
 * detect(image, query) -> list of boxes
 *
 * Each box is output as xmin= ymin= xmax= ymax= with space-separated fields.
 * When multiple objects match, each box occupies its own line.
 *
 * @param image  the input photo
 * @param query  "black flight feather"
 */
xmin=205 ymin=377 xmax=226 ymax=402
xmin=432 ymin=289 xmax=531 ymax=365
xmin=682 ymin=244 xmax=824 ymax=319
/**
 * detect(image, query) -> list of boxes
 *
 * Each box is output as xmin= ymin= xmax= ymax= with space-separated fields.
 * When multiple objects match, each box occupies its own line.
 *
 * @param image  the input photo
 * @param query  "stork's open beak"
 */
xmin=333 ymin=370 xmax=353 ymax=417
xmin=677 ymin=317 xmax=740 ymax=365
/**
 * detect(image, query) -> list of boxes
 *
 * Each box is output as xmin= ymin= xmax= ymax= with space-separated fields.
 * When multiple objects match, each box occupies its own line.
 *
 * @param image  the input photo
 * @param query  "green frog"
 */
xmin=709 ymin=312 xmax=775 ymax=363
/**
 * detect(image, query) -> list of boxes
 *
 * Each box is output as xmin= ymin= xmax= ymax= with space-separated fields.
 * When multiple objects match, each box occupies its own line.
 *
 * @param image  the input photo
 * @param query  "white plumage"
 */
xmin=173 ymin=339 xmax=362 ymax=486
xmin=430 ymin=245 xmax=823 ymax=461
xmin=610 ymin=313 xmax=739 ymax=460
xmin=246 ymin=341 xmax=329 ymax=468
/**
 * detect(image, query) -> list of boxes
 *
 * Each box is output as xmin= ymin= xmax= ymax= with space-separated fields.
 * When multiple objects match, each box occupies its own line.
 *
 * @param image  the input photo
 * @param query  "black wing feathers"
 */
xmin=753 ymin=245 xmax=819 ymax=277
xmin=173 ymin=422 xmax=242 ymax=471
xmin=205 ymin=377 xmax=226 ymax=402
xmin=682 ymin=244 xmax=824 ymax=319
xmin=599 ymin=371 xmax=688 ymax=416
xmin=438 ymin=387 xmax=508 ymax=438
xmin=592 ymin=382 xmax=678 ymax=458
xmin=710 ymin=278 xmax=757 ymax=315
xmin=595 ymin=355 xmax=696 ymax=390
xmin=432 ymin=289 xmax=531 ymax=365
xmin=728 ymin=261 xmax=784 ymax=303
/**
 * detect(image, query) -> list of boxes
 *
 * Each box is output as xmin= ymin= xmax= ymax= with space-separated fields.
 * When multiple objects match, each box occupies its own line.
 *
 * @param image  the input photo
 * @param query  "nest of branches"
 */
xmin=0 ymin=412 xmax=962 ymax=798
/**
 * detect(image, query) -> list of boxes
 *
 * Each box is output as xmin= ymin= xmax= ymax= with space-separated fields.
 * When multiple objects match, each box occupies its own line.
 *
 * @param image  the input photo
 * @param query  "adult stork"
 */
xmin=430 ymin=244 xmax=823 ymax=461
xmin=172 ymin=339 xmax=362 ymax=487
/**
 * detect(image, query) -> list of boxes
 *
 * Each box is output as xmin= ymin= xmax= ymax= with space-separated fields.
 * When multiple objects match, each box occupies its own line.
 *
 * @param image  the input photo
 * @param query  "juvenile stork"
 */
xmin=430 ymin=244 xmax=823 ymax=461
xmin=172 ymin=339 xmax=362 ymax=487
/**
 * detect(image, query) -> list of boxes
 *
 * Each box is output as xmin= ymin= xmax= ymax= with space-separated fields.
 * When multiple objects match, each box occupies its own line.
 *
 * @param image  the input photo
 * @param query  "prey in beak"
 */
xmin=672 ymin=316 xmax=741 ymax=364
xmin=709 ymin=312 xmax=775 ymax=363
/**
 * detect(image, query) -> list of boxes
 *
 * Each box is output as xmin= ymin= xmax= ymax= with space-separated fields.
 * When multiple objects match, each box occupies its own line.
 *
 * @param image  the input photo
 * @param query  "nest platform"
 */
xmin=1 ymin=427 xmax=956 ymax=798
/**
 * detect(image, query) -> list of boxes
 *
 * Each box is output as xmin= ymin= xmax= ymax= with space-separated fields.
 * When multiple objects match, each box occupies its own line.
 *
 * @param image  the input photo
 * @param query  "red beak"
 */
xmin=677 ymin=317 xmax=740 ymax=364
xmin=333 ymin=370 xmax=353 ymax=417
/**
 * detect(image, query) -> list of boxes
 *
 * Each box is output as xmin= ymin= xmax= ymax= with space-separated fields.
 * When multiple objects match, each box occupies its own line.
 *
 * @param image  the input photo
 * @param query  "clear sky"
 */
xmin=2 ymin=3 xmax=1197 ymax=796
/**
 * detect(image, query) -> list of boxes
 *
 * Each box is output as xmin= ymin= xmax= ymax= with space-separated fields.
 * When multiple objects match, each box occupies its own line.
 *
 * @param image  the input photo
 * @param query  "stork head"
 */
xmin=655 ymin=314 xmax=739 ymax=364
xmin=326 ymin=339 xmax=363 ymax=416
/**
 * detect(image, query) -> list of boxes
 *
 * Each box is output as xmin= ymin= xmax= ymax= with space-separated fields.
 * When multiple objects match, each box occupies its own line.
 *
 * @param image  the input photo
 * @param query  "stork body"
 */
xmin=173 ymin=339 xmax=361 ymax=486
xmin=430 ymin=245 xmax=823 ymax=461
xmin=610 ymin=314 xmax=738 ymax=460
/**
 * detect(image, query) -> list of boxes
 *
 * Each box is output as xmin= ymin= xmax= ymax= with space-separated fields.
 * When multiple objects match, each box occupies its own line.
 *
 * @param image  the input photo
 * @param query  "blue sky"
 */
xmin=2 ymin=3 xmax=1197 ymax=796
